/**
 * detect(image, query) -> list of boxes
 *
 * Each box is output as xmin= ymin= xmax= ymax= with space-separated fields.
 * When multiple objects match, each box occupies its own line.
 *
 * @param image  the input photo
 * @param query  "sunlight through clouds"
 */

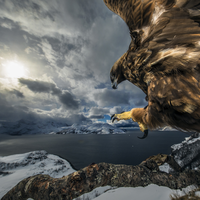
xmin=0 ymin=0 xmax=145 ymax=125
xmin=3 ymin=60 xmax=28 ymax=78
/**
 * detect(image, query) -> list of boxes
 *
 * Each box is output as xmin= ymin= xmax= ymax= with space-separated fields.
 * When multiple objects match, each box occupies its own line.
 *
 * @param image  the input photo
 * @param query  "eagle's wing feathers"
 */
xmin=105 ymin=0 xmax=200 ymax=132
xmin=141 ymin=6 xmax=200 ymax=131
xmin=176 ymin=0 xmax=200 ymax=9
xmin=126 ymin=8 xmax=200 ymax=95
xmin=142 ymin=7 xmax=200 ymax=76
xmin=145 ymin=9 xmax=200 ymax=48
xmin=103 ymin=0 xmax=175 ymax=32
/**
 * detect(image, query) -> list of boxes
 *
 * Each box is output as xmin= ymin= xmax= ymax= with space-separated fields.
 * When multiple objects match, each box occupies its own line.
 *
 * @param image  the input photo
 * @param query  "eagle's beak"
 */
xmin=111 ymin=77 xmax=118 ymax=89
xmin=112 ymin=82 xmax=117 ymax=89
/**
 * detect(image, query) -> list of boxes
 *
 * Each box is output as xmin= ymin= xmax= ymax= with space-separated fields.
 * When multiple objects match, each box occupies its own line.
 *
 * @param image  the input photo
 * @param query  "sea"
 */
xmin=0 ymin=130 xmax=188 ymax=170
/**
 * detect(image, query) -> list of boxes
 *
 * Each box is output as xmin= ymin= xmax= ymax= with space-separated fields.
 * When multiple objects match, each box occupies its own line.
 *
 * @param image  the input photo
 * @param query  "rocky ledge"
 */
xmin=2 ymin=135 xmax=200 ymax=200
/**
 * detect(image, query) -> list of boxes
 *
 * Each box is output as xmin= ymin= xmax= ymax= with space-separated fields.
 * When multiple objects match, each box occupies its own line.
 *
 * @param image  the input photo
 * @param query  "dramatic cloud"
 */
xmin=19 ymin=78 xmax=61 ymax=95
xmin=0 ymin=0 xmax=146 ymax=126
xmin=110 ymin=106 xmax=123 ymax=115
xmin=19 ymin=78 xmax=79 ymax=110
xmin=88 ymin=107 xmax=110 ymax=119
xmin=7 ymin=89 xmax=25 ymax=98
xmin=94 ymin=88 xmax=131 ymax=107
xmin=0 ymin=92 xmax=32 ymax=121
xmin=58 ymin=91 xmax=79 ymax=110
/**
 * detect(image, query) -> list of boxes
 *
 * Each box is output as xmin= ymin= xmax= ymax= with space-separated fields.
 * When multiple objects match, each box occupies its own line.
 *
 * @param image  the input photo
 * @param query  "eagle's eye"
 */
xmin=111 ymin=74 xmax=115 ymax=79
xmin=130 ymin=31 xmax=138 ymax=40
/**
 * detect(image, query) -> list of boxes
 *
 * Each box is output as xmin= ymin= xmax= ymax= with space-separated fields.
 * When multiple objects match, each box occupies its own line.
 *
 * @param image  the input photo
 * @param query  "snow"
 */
xmin=55 ymin=122 xmax=125 ymax=135
xmin=171 ymin=136 xmax=200 ymax=152
xmin=159 ymin=163 xmax=174 ymax=173
xmin=0 ymin=151 xmax=75 ymax=198
xmin=73 ymin=186 xmax=115 ymax=200
xmin=158 ymin=126 xmax=177 ymax=131
xmin=9 ymin=185 xmax=197 ymax=200
xmin=0 ymin=150 xmax=197 ymax=200
xmin=80 ymin=184 xmax=196 ymax=200
xmin=195 ymin=191 xmax=200 ymax=197
xmin=93 ymin=185 xmax=174 ymax=200
xmin=0 ymin=137 xmax=199 ymax=200
xmin=0 ymin=120 xmax=125 ymax=135
xmin=171 ymin=135 xmax=200 ymax=169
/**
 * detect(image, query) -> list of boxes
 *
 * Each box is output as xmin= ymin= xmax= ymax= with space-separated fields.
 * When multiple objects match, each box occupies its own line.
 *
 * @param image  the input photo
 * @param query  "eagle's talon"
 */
xmin=111 ymin=114 xmax=115 ymax=120
xmin=111 ymin=114 xmax=118 ymax=123
xmin=137 ymin=129 xmax=148 ymax=139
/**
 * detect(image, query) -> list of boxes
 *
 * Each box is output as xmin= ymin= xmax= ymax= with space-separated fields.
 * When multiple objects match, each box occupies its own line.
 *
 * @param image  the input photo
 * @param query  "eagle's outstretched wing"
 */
xmin=105 ymin=0 xmax=200 ymax=134
xmin=103 ymin=0 xmax=175 ymax=31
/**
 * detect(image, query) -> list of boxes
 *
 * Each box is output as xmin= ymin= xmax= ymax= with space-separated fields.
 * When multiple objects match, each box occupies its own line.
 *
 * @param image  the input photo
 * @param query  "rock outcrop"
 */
xmin=2 ymin=135 xmax=200 ymax=200
xmin=171 ymin=135 xmax=200 ymax=170
xmin=2 ymin=160 xmax=200 ymax=200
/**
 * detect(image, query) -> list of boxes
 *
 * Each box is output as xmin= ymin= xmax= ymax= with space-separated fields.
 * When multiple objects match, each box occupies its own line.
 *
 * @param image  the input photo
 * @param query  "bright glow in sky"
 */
xmin=3 ymin=61 xmax=27 ymax=78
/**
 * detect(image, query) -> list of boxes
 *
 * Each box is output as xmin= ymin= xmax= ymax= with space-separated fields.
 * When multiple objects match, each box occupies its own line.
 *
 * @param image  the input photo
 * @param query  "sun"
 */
xmin=3 ymin=60 xmax=26 ymax=78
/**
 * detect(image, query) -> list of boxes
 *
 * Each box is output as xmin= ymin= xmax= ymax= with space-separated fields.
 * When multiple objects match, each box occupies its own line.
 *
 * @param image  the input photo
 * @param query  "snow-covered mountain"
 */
xmin=54 ymin=122 xmax=125 ymax=134
xmin=0 ymin=119 xmax=68 ymax=135
xmin=0 ymin=120 xmax=125 ymax=135
xmin=0 ymin=151 xmax=75 ymax=198
xmin=0 ymin=150 xmax=196 ymax=200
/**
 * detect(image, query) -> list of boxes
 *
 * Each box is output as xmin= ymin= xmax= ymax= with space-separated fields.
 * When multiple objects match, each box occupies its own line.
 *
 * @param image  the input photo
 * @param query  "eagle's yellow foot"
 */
xmin=111 ymin=108 xmax=149 ymax=139
xmin=111 ymin=111 xmax=132 ymax=122
xmin=138 ymin=122 xmax=148 ymax=132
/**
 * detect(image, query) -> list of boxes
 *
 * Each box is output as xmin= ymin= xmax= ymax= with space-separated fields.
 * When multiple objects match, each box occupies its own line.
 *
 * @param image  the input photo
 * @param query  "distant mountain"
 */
xmin=0 ymin=120 xmax=125 ymax=135
xmin=53 ymin=122 xmax=125 ymax=134
xmin=0 ymin=119 xmax=68 ymax=135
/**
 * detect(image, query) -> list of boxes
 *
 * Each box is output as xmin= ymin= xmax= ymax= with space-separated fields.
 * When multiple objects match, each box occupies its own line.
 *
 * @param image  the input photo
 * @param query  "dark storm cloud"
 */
xmin=0 ymin=93 xmax=31 ymax=121
xmin=66 ymin=113 xmax=91 ymax=125
xmin=58 ymin=91 xmax=79 ymax=110
xmin=7 ymin=89 xmax=25 ymax=98
xmin=94 ymin=89 xmax=131 ymax=107
xmin=19 ymin=78 xmax=79 ymax=110
xmin=19 ymin=78 xmax=61 ymax=95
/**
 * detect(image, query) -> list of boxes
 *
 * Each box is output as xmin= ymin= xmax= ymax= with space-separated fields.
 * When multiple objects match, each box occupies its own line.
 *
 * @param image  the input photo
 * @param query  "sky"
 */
xmin=0 ymin=0 xmax=146 ymax=125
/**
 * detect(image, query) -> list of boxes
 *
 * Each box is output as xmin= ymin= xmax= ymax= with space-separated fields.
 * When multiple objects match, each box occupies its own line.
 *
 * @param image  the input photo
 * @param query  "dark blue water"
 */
xmin=0 ymin=130 xmax=188 ymax=170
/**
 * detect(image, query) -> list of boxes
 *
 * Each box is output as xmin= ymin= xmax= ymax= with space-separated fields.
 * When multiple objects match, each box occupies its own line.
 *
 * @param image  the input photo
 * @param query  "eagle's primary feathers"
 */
xmin=104 ymin=0 xmax=200 ymax=138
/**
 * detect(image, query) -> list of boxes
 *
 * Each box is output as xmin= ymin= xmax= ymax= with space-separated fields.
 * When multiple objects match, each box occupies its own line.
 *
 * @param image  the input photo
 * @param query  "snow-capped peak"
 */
xmin=0 ymin=150 xmax=75 ymax=198
xmin=54 ymin=122 xmax=125 ymax=134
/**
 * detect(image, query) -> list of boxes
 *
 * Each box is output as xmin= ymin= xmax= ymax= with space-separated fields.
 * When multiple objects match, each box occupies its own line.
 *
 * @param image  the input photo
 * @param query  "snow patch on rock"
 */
xmin=159 ymin=163 xmax=174 ymax=173
xmin=171 ymin=135 xmax=200 ymax=169
xmin=0 ymin=150 xmax=75 ymax=198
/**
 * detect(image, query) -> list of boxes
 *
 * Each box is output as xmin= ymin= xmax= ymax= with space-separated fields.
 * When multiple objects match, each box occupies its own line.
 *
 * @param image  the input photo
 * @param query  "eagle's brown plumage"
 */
xmin=104 ymin=0 xmax=200 ymax=137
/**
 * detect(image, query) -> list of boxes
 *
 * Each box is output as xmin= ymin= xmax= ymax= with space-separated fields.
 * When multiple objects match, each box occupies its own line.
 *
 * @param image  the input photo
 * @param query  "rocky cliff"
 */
xmin=2 ymin=135 xmax=200 ymax=200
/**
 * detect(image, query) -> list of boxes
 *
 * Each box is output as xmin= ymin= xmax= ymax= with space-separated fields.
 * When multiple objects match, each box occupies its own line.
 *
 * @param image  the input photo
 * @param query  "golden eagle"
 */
xmin=104 ymin=0 xmax=200 ymax=138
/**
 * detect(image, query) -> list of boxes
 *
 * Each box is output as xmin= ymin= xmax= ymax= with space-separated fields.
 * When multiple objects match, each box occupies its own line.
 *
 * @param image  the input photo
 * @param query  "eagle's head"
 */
xmin=110 ymin=53 xmax=127 ymax=89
